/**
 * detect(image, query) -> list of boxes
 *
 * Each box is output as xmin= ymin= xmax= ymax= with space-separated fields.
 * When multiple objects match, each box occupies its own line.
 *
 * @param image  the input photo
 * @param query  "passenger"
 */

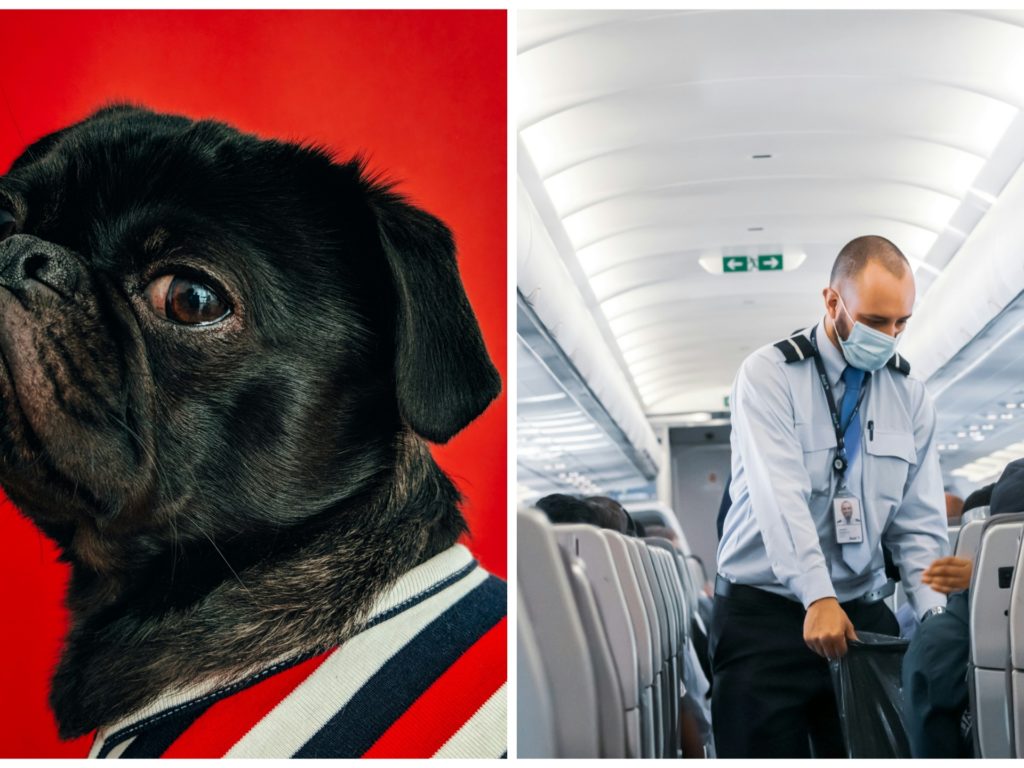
xmin=535 ymin=492 xmax=615 ymax=529
xmin=583 ymin=495 xmax=632 ymax=534
xmin=712 ymin=235 xmax=950 ymax=758
xmin=902 ymin=460 xmax=1024 ymax=758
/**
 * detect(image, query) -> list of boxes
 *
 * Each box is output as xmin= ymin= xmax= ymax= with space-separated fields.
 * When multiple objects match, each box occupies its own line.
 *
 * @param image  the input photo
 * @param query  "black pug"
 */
xmin=0 ymin=105 xmax=504 ymax=758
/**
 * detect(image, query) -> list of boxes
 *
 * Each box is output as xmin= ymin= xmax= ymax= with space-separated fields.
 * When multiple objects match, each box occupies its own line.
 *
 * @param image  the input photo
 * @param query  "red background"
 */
xmin=0 ymin=11 xmax=506 ymax=758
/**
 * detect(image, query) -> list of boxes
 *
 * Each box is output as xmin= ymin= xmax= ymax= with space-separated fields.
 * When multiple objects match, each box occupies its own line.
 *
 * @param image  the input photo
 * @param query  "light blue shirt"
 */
xmin=718 ymin=318 xmax=949 ymax=619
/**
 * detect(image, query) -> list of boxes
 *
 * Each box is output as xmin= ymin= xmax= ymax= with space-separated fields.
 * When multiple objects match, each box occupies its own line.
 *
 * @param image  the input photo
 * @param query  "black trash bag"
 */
xmin=828 ymin=631 xmax=912 ymax=759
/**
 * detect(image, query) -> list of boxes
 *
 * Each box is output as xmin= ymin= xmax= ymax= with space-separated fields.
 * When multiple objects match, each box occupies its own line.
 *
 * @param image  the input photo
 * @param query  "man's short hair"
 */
xmin=584 ymin=495 xmax=630 ymax=534
xmin=534 ymin=493 xmax=596 ymax=526
xmin=535 ymin=493 xmax=631 ymax=533
xmin=830 ymin=235 xmax=910 ymax=287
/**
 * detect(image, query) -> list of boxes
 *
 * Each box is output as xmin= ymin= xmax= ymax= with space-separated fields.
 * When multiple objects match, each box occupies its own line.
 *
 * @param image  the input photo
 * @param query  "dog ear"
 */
xmin=370 ymin=190 xmax=501 ymax=444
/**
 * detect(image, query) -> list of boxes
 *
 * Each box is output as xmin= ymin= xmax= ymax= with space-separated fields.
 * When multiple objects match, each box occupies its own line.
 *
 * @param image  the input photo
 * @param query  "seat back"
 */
xmin=603 ymin=532 xmax=656 ymax=758
xmin=625 ymin=539 xmax=665 ymax=756
xmin=517 ymin=593 xmax=556 ymax=758
xmin=969 ymin=512 xmax=1024 ymax=759
xmin=962 ymin=504 xmax=991 ymax=525
xmin=947 ymin=524 xmax=960 ymax=554
xmin=553 ymin=525 xmax=640 ymax=757
xmin=955 ymin=518 xmax=987 ymax=559
xmin=646 ymin=547 xmax=680 ymax=660
xmin=1007 ymin=519 xmax=1024 ymax=757
xmin=646 ymin=538 xmax=692 ymax=637
xmin=560 ymin=549 xmax=627 ymax=758
xmin=517 ymin=508 xmax=599 ymax=757
xmin=646 ymin=546 xmax=683 ymax=756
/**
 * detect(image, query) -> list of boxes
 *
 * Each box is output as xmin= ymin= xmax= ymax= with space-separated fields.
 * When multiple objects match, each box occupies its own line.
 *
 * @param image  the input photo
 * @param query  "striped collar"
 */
xmin=89 ymin=543 xmax=498 ymax=757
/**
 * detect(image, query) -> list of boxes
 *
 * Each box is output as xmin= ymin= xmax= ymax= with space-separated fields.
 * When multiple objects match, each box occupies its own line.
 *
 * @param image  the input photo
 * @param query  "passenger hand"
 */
xmin=803 ymin=597 xmax=857 ymax=660
xmin=922 ymin=556 xmax=972 ymax=593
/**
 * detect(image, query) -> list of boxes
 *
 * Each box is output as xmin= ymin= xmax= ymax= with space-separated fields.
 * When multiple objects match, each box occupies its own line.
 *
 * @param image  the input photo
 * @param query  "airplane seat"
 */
xmin=636 ymin=542 xmax=677 ymax=756
xmin=648 ymin=547 xmax=684 ymax=756
xmin=647 ymin=538 xmax=693 ymax=636
xmin=948 ymin=523 xmax=961 ymax=554
xmin=624 ymin=538 xmax=667 ymax=757
xmin=558 ymin=547 xmax=628 ymax=757
xmin=968 ymin=512 xmax=1024 ymax=759
xmin=673 ymin=549 xmax=714 ymax=690
xmin=962 ymin=504 xmax=991 ymax=526
xmin=662 ymin=549 xmax=714 ymax=755
xmin=517 ymin=508 xmax=600 ymax=757
xmin=671 ymin=551 xmax=701 ymax=621
xmin=651 ymin=545 xmax=696 ymax=757
xmin=1007 ymin=521 xmax=1024 ymax=757
xmin=517 ymin=593 xmax=557 ymax=758
xmin=553 ymin=525 xmax=642 ymax=757
xmin=603 ymin=531 xmax=658 ymax=758
xmin=955 ymin=516 xmax=989 ymax=559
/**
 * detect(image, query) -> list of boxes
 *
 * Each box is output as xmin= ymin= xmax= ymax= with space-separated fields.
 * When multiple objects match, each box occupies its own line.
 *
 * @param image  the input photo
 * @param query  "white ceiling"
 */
xmin=518 ymin=9 xmax=1024 ymax=417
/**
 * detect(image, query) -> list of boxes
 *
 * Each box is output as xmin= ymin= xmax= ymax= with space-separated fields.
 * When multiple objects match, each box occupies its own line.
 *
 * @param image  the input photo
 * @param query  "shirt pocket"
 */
xmin=864 ymin=428 xmax=916 ymax=513
xmin=795 ymin=421 xmax=836 ymax=498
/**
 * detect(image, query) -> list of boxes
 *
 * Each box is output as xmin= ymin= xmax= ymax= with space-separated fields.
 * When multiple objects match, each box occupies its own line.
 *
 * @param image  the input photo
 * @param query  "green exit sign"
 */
xmin=722 ymin=256 xmax=750 ymax=273
xmin=758 ymin=254 xmax=783 ymax=271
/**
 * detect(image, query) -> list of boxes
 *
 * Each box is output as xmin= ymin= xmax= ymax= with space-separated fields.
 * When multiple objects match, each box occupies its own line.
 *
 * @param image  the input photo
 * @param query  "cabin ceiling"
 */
xmin=518 ymin=9 xmax=1024 ymax=421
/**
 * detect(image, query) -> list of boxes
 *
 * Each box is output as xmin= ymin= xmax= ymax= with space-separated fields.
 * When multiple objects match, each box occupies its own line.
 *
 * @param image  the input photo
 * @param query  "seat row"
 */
xmin=957 ymin=511 xmax=1024 ymax=757
xmin=518 ymin=507 xmax=710 ymax=758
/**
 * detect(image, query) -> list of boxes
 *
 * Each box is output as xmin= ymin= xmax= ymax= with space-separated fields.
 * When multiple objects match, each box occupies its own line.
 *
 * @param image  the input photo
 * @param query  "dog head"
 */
xmin=0 ymin=105 xmax=500 ymax=576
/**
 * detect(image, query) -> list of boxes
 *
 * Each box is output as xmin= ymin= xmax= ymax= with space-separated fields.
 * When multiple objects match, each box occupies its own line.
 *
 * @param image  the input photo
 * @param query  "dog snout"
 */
xmin=0 ymin=234 xmax=80 ymax=300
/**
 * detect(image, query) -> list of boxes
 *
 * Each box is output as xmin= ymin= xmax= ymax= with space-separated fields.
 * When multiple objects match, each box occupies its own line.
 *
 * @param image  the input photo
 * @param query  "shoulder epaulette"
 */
xmin=773 ymin=334 xmax=816 ymax=363
xmin=887 ymin=353 xmax=911 ymax=376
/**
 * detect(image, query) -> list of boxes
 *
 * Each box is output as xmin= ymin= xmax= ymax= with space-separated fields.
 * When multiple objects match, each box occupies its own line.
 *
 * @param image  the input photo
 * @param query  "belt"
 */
xmin=715 ymin=575 xmax=896 ymax=607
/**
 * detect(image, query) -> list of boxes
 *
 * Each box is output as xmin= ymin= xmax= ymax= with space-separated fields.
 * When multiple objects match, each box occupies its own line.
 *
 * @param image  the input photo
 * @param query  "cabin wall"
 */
xmin=669 ymin=426 xmax=732 ymax=578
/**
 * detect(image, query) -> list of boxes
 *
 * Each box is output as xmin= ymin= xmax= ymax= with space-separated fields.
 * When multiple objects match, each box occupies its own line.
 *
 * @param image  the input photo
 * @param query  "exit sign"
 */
xmin=722 ymin=255 xmax=784 ymax=273
xmin=722 ymin=256 xmax=750 ymax=273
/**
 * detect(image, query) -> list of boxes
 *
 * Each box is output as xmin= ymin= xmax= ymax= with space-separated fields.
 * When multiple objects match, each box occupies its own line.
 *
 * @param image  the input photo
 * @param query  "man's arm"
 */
xmin=882 ymin=385 xmax=950 ymax=618
xmin=732 ymin=352 xmax=857 ymax=658
xmin=731 ymin=351 xmax=835 ymax=606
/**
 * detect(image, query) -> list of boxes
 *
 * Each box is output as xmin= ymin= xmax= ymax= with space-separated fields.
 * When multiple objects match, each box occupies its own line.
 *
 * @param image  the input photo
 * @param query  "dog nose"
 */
xmin=0 ymin=234 xmax=80 ymax=299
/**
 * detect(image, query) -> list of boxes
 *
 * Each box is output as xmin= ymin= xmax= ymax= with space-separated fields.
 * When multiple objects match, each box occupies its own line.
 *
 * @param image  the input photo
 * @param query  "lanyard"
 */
xmin=809 ymin=326 xmax=869 ymax=482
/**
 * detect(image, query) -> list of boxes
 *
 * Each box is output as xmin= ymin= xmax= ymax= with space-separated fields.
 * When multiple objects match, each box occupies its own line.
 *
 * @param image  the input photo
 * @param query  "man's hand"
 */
xmin=804 ymin=597 xmax=858 ymax=660
xmin=922 ymin=556 xmax=972 ymax=593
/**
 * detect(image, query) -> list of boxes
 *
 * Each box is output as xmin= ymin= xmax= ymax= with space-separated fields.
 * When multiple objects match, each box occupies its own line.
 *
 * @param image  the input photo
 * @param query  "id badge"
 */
xmin=833 ymin=491 xmax=864 ymax=544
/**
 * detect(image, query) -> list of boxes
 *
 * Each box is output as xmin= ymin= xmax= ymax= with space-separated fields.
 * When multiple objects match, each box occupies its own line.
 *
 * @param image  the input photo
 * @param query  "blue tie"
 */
xmin=840 ymin=366 xmax=865 ymax=469
xmin=840 ymin=365 xmax=871 ymax=572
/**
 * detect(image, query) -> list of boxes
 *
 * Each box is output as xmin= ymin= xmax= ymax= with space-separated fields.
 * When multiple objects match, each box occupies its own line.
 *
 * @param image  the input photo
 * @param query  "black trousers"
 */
xmin=709 ymin=582 xmax=899 ymax=758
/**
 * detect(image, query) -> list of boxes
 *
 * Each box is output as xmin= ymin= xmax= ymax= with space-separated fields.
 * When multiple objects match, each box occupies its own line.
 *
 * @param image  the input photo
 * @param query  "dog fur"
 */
xmin=0 ymin=105 xmax=501 ymax=738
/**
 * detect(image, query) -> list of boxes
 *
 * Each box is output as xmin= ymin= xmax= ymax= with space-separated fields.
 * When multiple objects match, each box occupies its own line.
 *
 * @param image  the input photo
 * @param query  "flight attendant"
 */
xmin=712 ymin=235 xmax=949 ymax=757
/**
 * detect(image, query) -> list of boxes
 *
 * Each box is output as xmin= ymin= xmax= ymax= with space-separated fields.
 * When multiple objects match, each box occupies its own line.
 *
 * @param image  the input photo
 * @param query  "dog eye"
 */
xmin=0 ymin=209 xmax=15 ymax=241
xmin=145 ymin=274 xmax=230 ymax=325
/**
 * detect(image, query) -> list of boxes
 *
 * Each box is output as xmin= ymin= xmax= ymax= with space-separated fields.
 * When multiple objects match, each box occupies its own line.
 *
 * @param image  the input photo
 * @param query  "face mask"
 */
xmin=835 ymin=295 xmax=900 ymax=372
